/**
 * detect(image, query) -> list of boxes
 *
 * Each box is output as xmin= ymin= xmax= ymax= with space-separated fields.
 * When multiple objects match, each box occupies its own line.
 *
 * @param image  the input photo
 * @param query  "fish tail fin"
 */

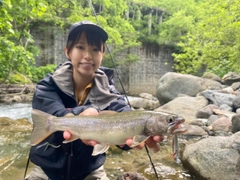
xmin=30 ymin=109 xmax=54 ymax=146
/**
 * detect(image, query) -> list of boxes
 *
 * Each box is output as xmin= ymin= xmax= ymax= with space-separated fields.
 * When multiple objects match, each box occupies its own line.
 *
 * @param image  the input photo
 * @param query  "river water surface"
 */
xmin=0 ymin=103 xmax=194 ymax=180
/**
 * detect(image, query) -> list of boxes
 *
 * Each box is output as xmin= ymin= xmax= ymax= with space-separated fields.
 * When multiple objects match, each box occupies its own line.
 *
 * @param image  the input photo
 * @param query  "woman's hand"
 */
xmin=125 ymin=135 xmax=165 ymax=153
xmin=63 ymin=107 xmax=99 ymax=146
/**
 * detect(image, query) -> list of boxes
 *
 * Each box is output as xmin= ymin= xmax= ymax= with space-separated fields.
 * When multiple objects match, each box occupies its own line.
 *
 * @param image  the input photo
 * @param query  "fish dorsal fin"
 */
xmin=92 ymin=144 xmax=110 ymax=156
xmin=130 ymin=135 xmax=150 ymax=148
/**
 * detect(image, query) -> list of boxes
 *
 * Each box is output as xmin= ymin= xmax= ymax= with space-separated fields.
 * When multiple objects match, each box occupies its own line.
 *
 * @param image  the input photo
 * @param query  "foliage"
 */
xmin=171 ymin=0 xmax=240 ymax=76
xmin=7 ymin=72 xmax=32 ymax=84
xmin=29 ymin=64 xmax=57 ymax=83
xmin=1 ymin=0 xmax=240 ymax=83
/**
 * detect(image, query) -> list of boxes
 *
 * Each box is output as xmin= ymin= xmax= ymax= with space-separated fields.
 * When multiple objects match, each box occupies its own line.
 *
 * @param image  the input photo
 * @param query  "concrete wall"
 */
xmin=32 ymin=27 xmax=175 ymax=96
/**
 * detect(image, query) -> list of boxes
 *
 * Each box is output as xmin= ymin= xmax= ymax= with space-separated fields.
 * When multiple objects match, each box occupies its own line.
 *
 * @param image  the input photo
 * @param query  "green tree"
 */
xmin=172 ymin=0 xmax=240 ymax=76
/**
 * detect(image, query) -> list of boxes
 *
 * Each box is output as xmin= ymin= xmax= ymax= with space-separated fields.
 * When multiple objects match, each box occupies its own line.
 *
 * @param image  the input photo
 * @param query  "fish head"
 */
xmin=145 ymin=112 xmax=187 ymax=136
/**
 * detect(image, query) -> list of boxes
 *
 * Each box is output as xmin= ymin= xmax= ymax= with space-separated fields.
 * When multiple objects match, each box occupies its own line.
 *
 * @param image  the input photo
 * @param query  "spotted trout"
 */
xmin=30 ymin=109 xmax=187 ymax=156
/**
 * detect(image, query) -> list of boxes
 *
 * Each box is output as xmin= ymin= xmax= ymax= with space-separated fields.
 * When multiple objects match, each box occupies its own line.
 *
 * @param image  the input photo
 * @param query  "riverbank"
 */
xmin=0 ymin=84 xmax=35 ymax=103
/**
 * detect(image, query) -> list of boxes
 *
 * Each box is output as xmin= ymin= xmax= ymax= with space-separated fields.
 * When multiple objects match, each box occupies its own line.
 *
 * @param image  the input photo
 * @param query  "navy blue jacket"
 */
xmin=30 ymin=61 xmax=131 ymax=180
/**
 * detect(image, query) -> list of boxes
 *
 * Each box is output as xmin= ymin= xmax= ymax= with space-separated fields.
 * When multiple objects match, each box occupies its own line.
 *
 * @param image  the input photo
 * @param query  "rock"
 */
xmin=144 ymin=163 xmax=177 ymax=177
xmin=196 ymin=104 xmax=218 ymax=119
xmin=181 ymin=125 xmax=208 ymax=136
xmin=232 ymin=114 xmax=240 ymax=133
xmin=222 ymin=72 xmax=240 ymax=85
xmin=128 ymin=96 xmax=160 ymax=110
xmin=200 ymin=90 xmax=236 ymax=107
xmin=212 ymin=109 xmax=236 ymax=119
xmin=211 ymin=116 xmax=232 ymax=133
xmin=182 ymin=132 xmax=240 ymax=180
xmin=139 ymin=93 xmax=156 ymax=100
xmin=154 ymin=96 xmax=208 ymax=123
xmin=202 ymin=72 xmax=222 ymax=82
xmin=231 ymin=82 xmax=240 ymax=91
xmin=116 ymin=171 xmax=148 ymax=180
xmin=156 ymin=72 xmax=222 ymax=104
xmin=219 ymin=104 xmax=232 ymax=111
xmin=207 ymin=115 xmax=219 ymax=126
xmin=233 ymin=94 xmax=240 ymax=110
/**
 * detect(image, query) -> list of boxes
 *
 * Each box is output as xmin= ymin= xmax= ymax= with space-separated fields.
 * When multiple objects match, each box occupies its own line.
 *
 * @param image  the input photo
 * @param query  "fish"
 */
xmin=172 ymin=135 xmax=181 ymax=164
xmin=30 ymin=109 xmax=187 ymax=156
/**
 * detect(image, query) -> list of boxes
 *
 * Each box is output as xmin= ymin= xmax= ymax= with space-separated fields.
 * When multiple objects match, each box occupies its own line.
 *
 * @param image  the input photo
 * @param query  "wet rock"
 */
xmin=144 ymin=163 xmax=176 ymax=177
xmin=116 ymin=171 xmax=148 ymax=180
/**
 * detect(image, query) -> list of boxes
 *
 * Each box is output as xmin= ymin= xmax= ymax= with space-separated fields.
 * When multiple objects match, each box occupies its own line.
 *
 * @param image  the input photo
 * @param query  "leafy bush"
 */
xmin=29 ymin=64 xmax=57 ymax=83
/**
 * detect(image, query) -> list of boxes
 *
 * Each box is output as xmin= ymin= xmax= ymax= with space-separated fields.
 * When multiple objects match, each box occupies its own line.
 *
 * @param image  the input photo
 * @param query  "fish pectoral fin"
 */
xmin=130 ymin=135 xmax=150 ymax=148
xmin=62 ymin=135 xmax=78 ymax=144
xmin=92 ymin=144 xmax=110 ymax=156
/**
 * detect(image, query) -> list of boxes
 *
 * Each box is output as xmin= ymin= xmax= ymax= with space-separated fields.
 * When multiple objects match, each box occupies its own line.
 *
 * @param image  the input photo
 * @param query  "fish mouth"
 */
xmin=168 ymin=123 xmax=188 ymax=134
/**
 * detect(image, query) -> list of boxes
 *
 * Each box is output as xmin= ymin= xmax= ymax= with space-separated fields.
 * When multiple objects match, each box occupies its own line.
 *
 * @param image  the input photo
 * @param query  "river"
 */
xmin=0 ymin=103 xmax=194 ymax=180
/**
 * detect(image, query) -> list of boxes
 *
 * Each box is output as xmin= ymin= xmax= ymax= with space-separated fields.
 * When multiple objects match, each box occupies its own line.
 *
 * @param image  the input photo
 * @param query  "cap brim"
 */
xmin=68 ymin=24 xmax=108 ymax=42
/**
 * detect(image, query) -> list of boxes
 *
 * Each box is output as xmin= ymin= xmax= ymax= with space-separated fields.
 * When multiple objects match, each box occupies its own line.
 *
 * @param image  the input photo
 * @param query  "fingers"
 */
xmin=80 ymin=108 xmax=99 ymax=116
xmin=81 ymin=140 xmax=98 ymax=146
xmin=126 ymin=135 xmax=166 ymax=152
xmin=63 ymin=131 xmax=71 ymax=140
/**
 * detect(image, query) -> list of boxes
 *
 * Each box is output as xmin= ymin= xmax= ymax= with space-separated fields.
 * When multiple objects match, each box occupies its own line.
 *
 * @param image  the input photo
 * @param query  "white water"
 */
xmin=0 ymin=103 xmax=32 ymax=120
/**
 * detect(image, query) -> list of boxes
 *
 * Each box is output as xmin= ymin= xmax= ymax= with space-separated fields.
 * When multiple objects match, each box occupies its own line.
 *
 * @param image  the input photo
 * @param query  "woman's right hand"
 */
xmin=63 ymin=131 xmax=99 ymax=146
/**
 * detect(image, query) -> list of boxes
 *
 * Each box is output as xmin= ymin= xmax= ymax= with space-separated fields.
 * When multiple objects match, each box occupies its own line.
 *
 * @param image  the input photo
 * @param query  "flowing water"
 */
xmin=0 ymin=103 xmax=194 ymax=180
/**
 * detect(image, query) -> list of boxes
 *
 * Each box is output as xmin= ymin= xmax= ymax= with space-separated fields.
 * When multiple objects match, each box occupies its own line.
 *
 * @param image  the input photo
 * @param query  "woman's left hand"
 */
xmin=125 ymin=135 xmax=165 ymax=153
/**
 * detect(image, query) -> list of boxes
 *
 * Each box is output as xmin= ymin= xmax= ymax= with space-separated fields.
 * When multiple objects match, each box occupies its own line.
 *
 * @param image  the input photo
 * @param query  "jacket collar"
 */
xmin=52 ymin=61 xmax=120 ymax=110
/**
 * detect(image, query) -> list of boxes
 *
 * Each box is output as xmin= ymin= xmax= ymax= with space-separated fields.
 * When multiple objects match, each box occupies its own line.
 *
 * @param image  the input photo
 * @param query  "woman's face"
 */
xmin=65 ymin=31 xmax=104 ymax=78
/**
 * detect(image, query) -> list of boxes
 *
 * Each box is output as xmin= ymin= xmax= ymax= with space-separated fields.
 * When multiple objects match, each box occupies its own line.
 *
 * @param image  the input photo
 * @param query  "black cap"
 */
xmin=67 ymin=20 xmax=108 ymax=42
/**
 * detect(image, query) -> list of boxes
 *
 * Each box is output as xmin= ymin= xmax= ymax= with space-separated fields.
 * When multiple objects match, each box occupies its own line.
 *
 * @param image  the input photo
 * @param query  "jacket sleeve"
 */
xmin=32 ymin=73 xmax=72 ymax=117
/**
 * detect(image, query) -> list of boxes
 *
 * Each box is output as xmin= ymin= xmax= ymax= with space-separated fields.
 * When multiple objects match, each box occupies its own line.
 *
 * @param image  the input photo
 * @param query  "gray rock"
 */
xmin=156 ymin=72 xmax=222 ymax=104
xmin=182 ymin=132 xmax=240 ymax=180
xmin=232 ymin=114 xmax=240 ymax=133
xmin=128 ymin=96 xmax=160 ymax=110
xmin=207 ymin=115 xmax=219 ymax=126
xmin=211 ymin=116 xmax=232 ymax=133
xmin=154 ymin=96 xmax=208 ymax=123
xmin=219 ymin=104 xmax=232 ymax=111
xmin=200 ymin=90 xmax=236 ymax=107
xmin=181 ymin=124 xmax=208 ymax=136
xmin=202 ymin=72 xmax=222 ymax=82
xmin=233 ymin=94 xmax=240 ymax=110
xmin=222 ymin=72 xmax=240 ymax=85
xmin=231 ymin=82 xmax=240 ymax=91
xmin=196 ymin=104 xmax=218 ymax=118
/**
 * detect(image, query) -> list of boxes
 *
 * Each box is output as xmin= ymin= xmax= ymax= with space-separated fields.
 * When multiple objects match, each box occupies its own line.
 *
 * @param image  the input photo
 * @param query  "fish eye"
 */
xmin=166 ymin=116 xmax=175 ymax=123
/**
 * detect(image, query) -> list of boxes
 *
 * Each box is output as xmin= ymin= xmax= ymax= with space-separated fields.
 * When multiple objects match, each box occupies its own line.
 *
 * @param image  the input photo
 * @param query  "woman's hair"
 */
xmin=65 ymin=30 xmax=106 ymax=56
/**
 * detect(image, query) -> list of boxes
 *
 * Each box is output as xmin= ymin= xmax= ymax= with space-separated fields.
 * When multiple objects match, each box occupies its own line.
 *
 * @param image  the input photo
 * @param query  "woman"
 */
xmin=26 ymin=20 xmax=163 ymax=180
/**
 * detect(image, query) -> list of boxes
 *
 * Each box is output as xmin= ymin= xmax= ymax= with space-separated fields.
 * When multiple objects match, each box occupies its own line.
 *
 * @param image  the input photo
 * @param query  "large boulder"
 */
xmin=154 ymin=95 xmax=208 ymax=123
xmin=156 ymin=72 xmax=222 ymax=104
xmin=182 ymin=132 xmax=240 ymax=180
